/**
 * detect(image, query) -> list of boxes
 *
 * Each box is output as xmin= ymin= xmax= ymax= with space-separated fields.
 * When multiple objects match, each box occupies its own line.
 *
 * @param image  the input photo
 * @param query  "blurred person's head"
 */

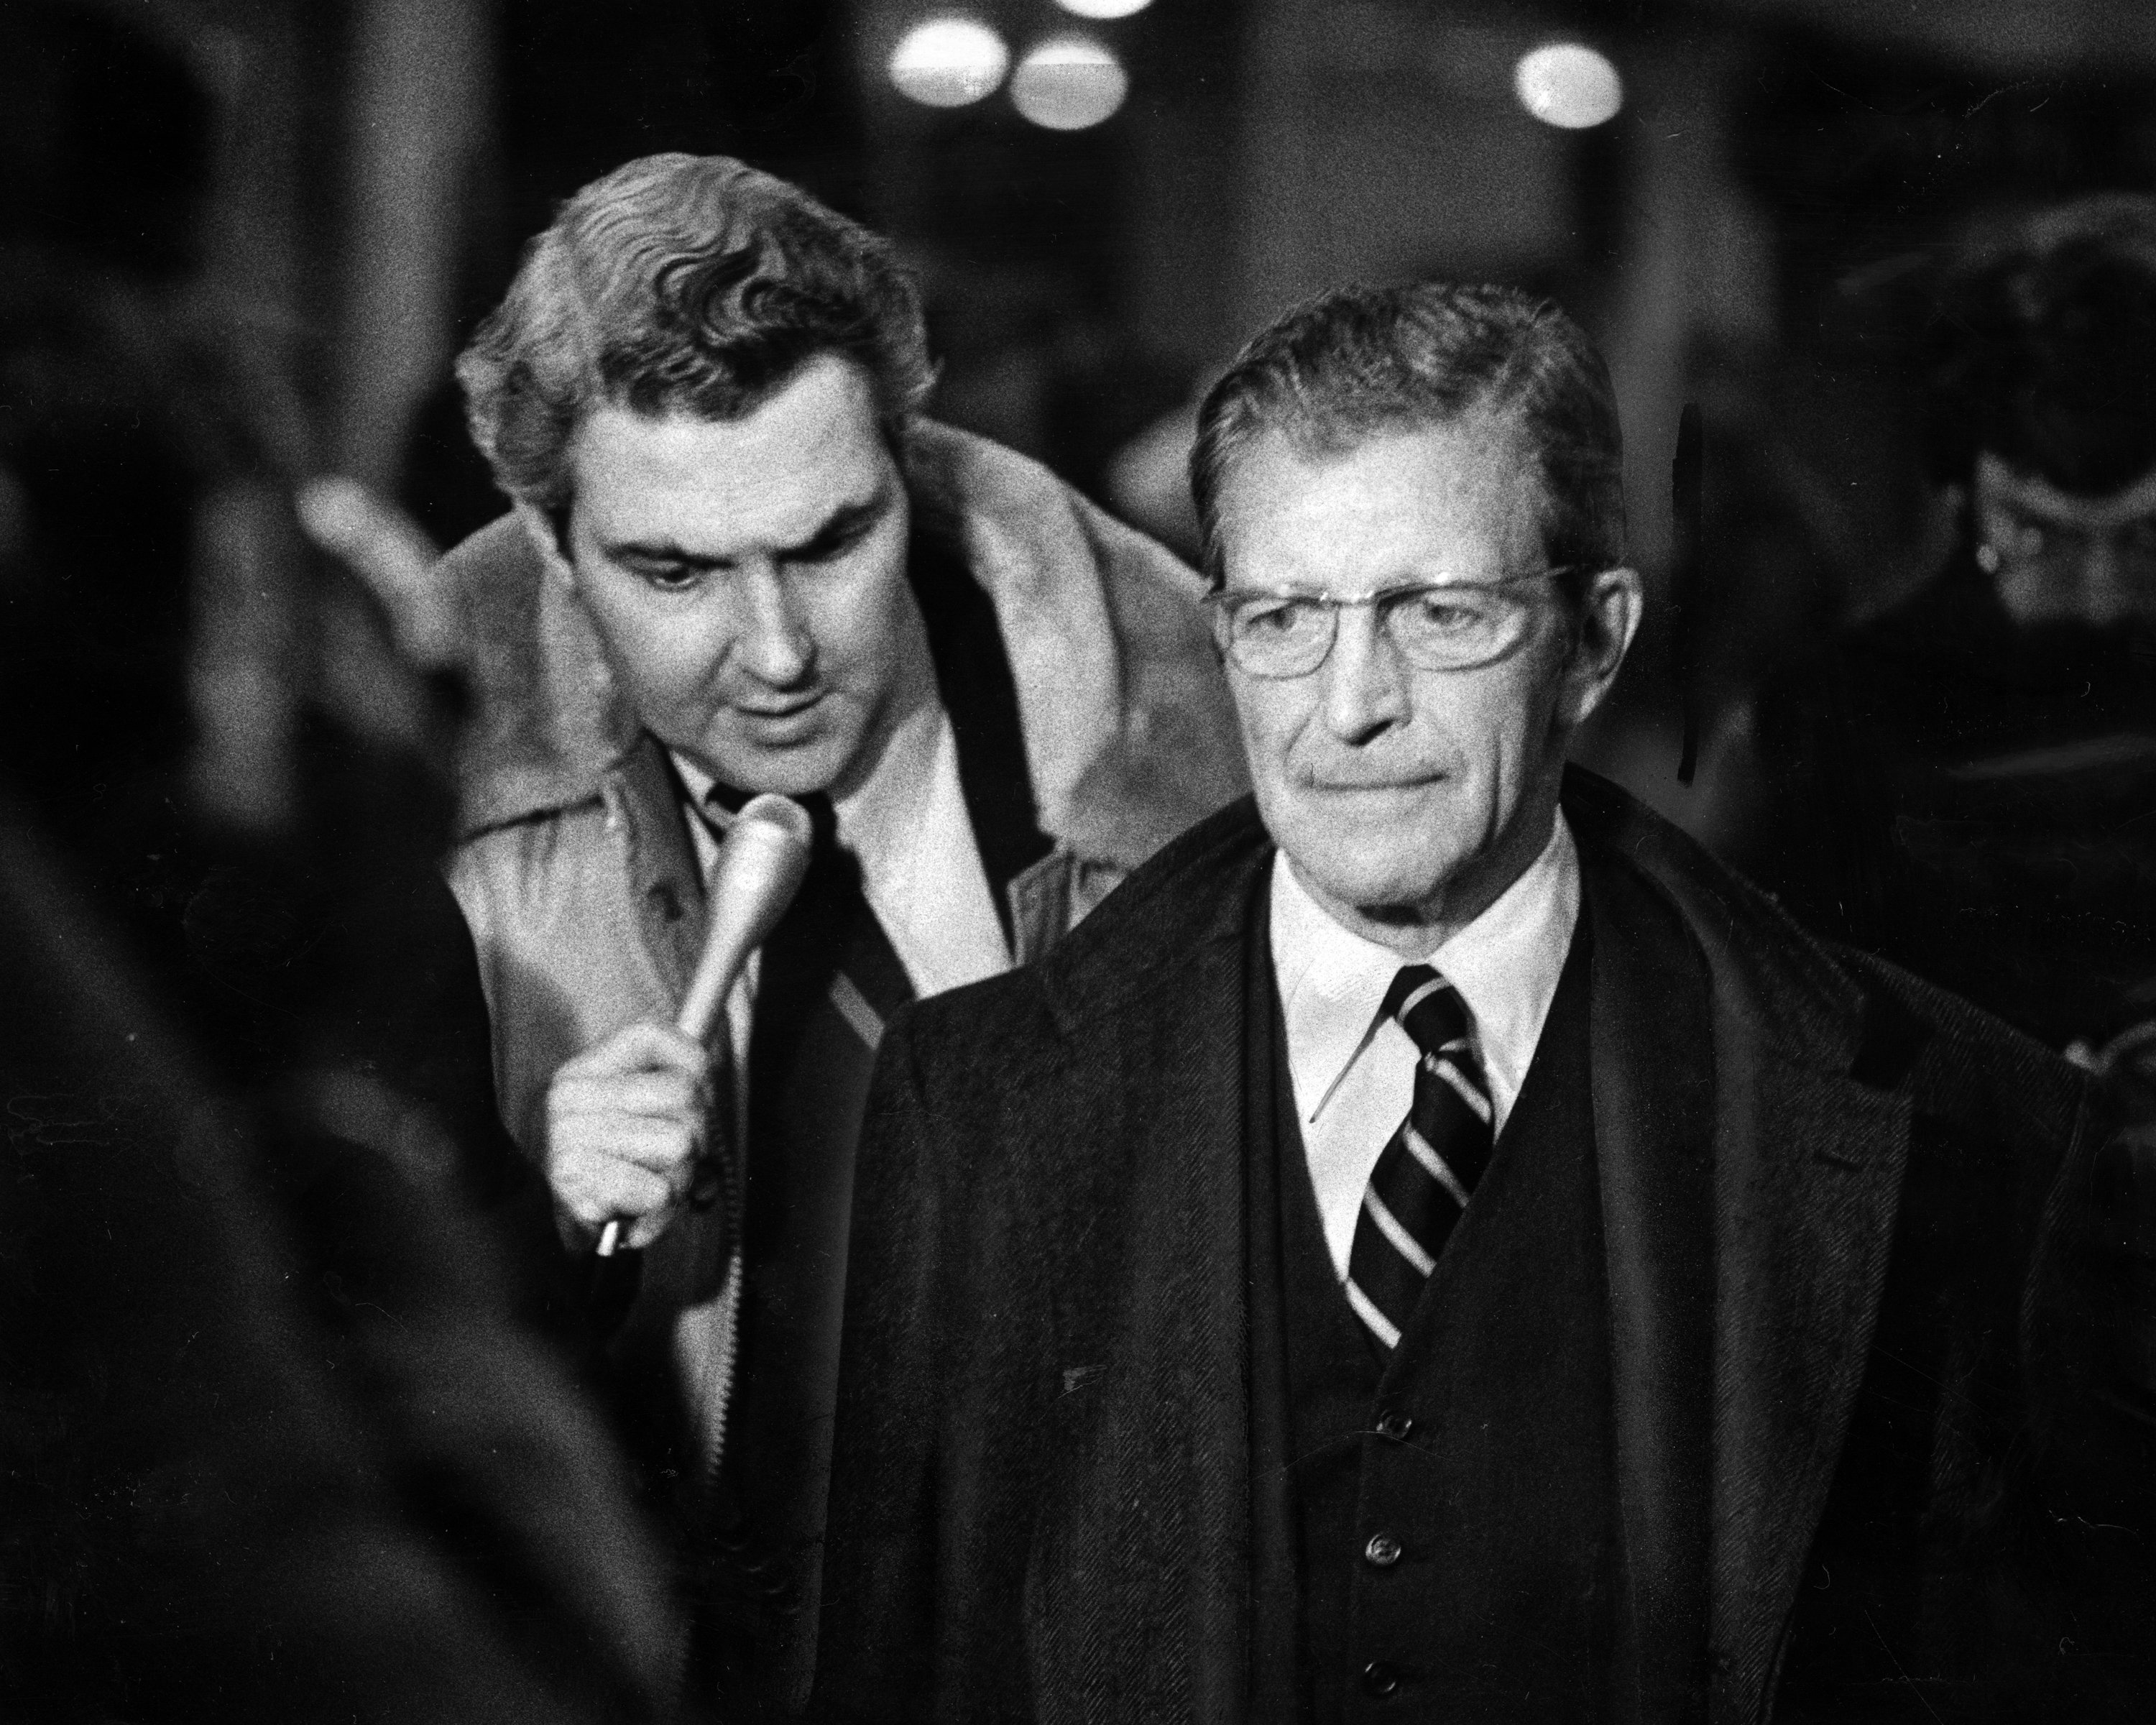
xmin=1190 ymin=282 xmax=1640 ymax=954
xmin=458 ymin=153 xmax=940 ymax=799
xmin=0 ymin=1 xmax=461 ymax=1047
xmin=0 ymin=264 xmax=457 ymax=879
xmin=1926 ymin=194 xmax=2156 ymax=632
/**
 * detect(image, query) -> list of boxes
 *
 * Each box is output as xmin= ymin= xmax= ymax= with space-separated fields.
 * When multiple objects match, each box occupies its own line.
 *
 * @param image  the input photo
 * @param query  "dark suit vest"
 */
xmin=1246 ymin=899 xmax=1621 ymax=1722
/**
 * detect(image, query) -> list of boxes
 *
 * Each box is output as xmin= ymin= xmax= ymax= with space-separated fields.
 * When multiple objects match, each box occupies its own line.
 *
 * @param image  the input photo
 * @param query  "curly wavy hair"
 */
xmin=457 ymin=153 xmax=934 ymax=518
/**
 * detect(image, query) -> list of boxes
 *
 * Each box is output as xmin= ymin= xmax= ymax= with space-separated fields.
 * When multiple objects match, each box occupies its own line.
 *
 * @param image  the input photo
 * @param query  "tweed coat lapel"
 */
xmin=1021 ymin=811 xmax=1271 ymax=1725
xmin=1703 ymin=1038 xmax=1912 ymax=1724
xmin=1581 ymin=851 xmax=1716 ymax=1724
xmin=1562 ymin=772 xmax=1917 ymax=1725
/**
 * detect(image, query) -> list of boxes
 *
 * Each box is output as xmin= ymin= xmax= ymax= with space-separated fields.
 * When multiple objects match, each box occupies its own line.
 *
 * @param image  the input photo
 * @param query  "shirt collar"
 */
xmin=828 ymin=696 xmax=945 ymax=883
xmin=671 ymin=750 xmax=726 ymax=829
xmin=1269 ymin=812 xmax=1581 ymax=1123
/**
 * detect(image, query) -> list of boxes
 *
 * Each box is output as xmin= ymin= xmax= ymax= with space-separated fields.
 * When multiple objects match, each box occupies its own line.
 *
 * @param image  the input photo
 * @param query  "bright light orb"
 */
xmin=1011 ymin=35 xmax=1128 ymax=131
xmin=888 ymin=17 xmax=1010 ymax=109
xmin=1513 ymin=43 xmax=1623 ymax=130
xmin=1054 ymin=0 xmax=1154 ymax=19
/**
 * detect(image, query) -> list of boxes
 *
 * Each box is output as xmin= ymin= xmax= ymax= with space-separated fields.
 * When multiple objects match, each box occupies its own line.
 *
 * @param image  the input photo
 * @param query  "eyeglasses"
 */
xmin=1203 ymin=572 xmax=1576 ymax=679
xmin=1979 ymin=507 xmax=2156 ymax=585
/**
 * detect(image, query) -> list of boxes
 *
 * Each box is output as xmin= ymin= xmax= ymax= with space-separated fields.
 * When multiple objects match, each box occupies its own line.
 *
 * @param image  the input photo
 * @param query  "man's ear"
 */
xmin=1557 ymin=564 xmax=1644 ymax=729
xmin=514 ymin=499 xmax=579 ymax=592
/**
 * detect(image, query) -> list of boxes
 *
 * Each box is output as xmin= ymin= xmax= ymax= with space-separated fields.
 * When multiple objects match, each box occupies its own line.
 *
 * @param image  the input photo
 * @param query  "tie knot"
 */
xmin=1381 ymin=963 xmax=1469 ymax=1057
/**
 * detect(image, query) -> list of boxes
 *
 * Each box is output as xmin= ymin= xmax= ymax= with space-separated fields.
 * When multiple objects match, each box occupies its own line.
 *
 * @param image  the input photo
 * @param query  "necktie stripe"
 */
xmin=1420 ymin=1044 xmax=1476 ymax=1083
xmin=1347 ymin=963 xmax=1495 ymax=1352
xmin=1367 ymin=1151 xmax=1447 ymax=1244
xmin=1400 ymin=1123 xmax=1473 ymax=1209
xmin=1360 ymin=1184 xmax=1438 ymax=1275
xmin=1344 ymin=1278 xmax=1404 ymax=1349
xmin=1348 ymin=1218 xmax=1435 ymax=1327
xmin=1429 ymin=1054 xmax=1492 ymax=1123
xmin=829 ymin=972 xmax=886 ymax=1052
xmin=1394 ymin=975 xmax=1449 ymax=1020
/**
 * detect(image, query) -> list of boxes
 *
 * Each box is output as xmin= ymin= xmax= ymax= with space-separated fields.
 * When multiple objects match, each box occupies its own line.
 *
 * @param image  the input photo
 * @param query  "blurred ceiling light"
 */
xmin=1512 ymin=42 xmax=1623 ymax=130
xmin=1054 ymin=0 xmax=1154 ymax=19
xmin=888 ymin=17 xmax=1010 ymax=108
xmin=1011 ymin=35 xmax=1128 ymax=131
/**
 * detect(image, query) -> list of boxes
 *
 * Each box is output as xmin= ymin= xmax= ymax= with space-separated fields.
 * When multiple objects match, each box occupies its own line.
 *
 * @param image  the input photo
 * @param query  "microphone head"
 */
xmin=734 ymin=791 xmax=815 ymax=852
xmin=674 ymin=792 xmax=815 ymax=1044
xmin=709 ymin=793 xmax=813 ymax=942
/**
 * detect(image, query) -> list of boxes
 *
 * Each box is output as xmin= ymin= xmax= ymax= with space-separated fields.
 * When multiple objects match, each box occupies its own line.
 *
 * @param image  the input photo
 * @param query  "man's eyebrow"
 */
xmin=599 ymin=484 xmax=892 ymax=568
xmin=784 ymin=487 xmax=892 ymax=558
xmin=602 ymin=537 xmax=719 ymax=566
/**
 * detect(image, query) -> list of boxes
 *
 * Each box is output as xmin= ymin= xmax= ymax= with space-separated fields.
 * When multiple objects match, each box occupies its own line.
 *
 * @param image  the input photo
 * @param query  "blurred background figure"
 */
xmin=1 ymin=3 xmax=679 ymax=1717
xmin=1734 ymin=196 xmax=2156 ymax=1058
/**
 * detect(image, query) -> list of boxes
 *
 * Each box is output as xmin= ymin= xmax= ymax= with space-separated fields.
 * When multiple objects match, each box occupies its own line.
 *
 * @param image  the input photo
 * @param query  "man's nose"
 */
xmin=734 ymin=566 xmax=815 ymax=684
xmin=1319 ymin=606 xmax=1409 ymax=741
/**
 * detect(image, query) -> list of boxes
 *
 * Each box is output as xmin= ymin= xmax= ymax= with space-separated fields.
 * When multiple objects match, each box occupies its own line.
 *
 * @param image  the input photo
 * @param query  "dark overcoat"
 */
xmin=808 ymin=769 xmax=2156 ymax=1724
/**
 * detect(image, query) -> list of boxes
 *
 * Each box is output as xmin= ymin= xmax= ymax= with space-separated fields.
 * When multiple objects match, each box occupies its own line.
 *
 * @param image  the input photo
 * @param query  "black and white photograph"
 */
xmin=4 ymin=0 xmax=2155 ymax=1719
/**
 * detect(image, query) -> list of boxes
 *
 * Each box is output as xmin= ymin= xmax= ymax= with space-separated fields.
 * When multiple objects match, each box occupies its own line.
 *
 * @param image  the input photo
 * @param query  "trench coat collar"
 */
xmin=435 ymin=498 xmax=1245 ymax=879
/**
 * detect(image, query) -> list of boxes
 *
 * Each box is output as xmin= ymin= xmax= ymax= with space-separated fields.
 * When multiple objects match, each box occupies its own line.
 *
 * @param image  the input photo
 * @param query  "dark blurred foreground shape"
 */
xmin=0 ymin=5 xmax=683 ymax=1716
xmin=0 ymin=808 xmax=680 ymax=1722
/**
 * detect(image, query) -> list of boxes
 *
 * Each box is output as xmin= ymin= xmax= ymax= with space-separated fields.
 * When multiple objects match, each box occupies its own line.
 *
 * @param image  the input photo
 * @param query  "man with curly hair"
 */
xmin=439 ymin=152 xmax=1243 ymax=1713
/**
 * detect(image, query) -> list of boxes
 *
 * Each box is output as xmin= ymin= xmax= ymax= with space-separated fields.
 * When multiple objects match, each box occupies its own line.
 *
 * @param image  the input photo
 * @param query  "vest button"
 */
xmin=1362 ymin=1660 xmax=1401 ymax=1696
xmin=1374 ymin=1412 xmax=1414 ymax=1441
xmin=1363 ymin=1532 xmax=1404 ymax=1568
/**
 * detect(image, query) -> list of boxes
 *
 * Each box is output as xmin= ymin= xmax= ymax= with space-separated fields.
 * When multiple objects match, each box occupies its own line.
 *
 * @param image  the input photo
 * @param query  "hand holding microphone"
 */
xmin=543 ymin=794 xmax=814 ymax=1259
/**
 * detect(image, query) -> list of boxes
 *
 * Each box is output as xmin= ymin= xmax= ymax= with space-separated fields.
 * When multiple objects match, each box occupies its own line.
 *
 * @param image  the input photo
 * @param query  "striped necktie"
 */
xmin=1343 ymin=965 xmax=1493 ymax=1352
xmin=704 ymin=788 xmax=915 ymax=1698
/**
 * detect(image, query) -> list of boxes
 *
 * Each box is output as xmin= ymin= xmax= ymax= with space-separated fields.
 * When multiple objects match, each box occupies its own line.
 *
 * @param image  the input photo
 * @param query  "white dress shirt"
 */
xmin=1268 ymin=816 xmax=1582 ymax=1280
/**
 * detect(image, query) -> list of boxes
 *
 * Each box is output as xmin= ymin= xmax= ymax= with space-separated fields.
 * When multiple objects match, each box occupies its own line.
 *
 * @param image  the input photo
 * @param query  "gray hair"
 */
xmin=1191 ymin=281 xmax=1626 ymax=597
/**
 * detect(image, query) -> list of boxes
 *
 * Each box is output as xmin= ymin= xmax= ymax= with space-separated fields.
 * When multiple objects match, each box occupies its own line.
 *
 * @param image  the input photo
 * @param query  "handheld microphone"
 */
xmin=595 ymin=792 xmax=814 ymax=1257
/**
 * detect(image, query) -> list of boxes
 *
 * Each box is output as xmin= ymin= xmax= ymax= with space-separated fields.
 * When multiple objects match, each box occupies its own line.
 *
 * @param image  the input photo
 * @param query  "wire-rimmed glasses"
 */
xmin=1978 ymin=504 xmax=2156 ymax=587
xmin=1203 ymin=571 xmax=1576 ymax=679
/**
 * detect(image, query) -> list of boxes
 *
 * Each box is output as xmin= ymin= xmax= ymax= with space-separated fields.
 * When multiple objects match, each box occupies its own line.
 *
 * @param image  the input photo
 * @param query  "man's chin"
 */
xmin=678 ymin=732 xmax=854 ymax=800
xmin=1288 ymin=845 xmax=1462 ymax=923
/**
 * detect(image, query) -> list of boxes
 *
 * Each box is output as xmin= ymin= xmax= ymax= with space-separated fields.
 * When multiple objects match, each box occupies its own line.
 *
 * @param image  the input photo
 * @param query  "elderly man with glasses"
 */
xmin=806 ymin=282 xmax=2156 ymax=1723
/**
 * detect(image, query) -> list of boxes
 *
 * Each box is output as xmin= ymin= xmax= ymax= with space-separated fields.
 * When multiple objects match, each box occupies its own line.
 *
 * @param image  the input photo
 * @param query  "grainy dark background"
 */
xmin=19 ymin=0 xmax=2156 ymax=840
